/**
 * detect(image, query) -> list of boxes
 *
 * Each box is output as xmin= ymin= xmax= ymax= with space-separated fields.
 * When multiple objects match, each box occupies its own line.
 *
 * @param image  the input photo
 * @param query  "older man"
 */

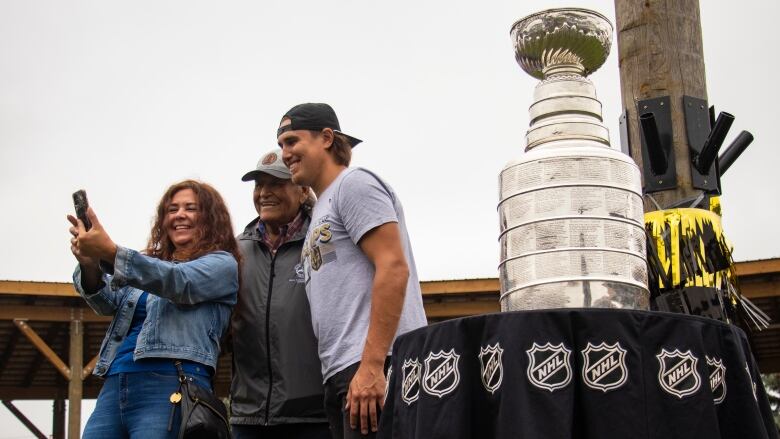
xmin=230 ymin=149 xmax=330 ymax=439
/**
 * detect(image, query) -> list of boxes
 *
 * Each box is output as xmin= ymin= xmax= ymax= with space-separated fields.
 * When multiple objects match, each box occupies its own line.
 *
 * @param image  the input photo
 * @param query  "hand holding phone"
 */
xmin=72 ymin=190 xmax=92 ymax=231
xmin=68 ymin=191 xmax=117 ymax=263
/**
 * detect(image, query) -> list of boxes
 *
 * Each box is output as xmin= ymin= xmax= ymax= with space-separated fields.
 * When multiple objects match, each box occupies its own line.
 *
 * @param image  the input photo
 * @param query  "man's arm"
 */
xmin=346 ymin=221 xmax=409 ymax=435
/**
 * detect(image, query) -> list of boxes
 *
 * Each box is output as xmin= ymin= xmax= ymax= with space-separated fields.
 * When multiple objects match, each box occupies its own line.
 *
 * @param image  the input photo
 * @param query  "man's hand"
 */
xmin=344 ymin=222 xmax=409 ymax=435
xmin=345 ymin=361 xmax=386 ymax=435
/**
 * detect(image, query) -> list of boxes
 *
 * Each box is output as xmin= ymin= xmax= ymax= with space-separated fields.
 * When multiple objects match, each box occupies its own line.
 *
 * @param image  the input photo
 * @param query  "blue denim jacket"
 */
xmin=73 ymin=246 xmax=238 ymax=376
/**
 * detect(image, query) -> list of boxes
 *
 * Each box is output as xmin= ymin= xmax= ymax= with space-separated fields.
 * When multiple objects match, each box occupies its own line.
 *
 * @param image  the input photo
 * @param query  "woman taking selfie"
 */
xmin=67 ymin=180 xmax=239 ymax=439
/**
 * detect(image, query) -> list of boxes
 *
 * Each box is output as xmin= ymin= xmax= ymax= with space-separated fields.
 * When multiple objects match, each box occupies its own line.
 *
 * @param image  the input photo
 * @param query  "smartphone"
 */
xmin=72 ymin=190 xmax=92 ymax=231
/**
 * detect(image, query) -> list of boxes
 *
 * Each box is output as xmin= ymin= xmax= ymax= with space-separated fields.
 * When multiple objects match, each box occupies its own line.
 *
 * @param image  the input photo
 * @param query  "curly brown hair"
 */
xmin=145 ymin=180 xmax=241 ymax=265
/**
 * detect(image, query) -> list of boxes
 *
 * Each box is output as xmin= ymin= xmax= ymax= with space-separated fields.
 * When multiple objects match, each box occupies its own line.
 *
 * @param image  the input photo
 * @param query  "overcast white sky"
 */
xmin=1 ymin=0 xmax=778 ymax=436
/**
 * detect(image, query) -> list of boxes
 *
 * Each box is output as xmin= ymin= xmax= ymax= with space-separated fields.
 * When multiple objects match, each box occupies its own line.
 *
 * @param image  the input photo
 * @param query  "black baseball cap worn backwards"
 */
xmin=277 ymin=103 xmax=362 ymax=147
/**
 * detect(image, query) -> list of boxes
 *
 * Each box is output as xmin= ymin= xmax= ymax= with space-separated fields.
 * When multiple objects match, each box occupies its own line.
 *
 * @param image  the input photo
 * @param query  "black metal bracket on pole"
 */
xmin=683 ymin=96 xmax=734 ymax=193
xmin=618 ymin=110 xmax=631 ymax=157
xmin=719 ymin=130 xmax=754 ymax=176
xmin=635 ymin=96 xmax=677 ymax=193
xmin=621 ymin=96 xmax=755 ymax=196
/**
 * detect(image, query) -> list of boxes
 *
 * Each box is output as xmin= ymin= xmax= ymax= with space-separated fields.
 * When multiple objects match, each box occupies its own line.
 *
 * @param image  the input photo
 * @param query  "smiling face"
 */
xmin=254 ymin=173 xmax=306 ymax=229
xmin=164 ymin=188 xmax=201 ymax=251
xmin=278 ymin=119 xmax=334 ymax=192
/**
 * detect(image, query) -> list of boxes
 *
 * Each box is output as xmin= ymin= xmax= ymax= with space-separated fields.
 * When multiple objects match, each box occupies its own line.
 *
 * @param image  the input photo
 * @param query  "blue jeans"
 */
xmin=83 ymin=371 xmax=212 ymax=439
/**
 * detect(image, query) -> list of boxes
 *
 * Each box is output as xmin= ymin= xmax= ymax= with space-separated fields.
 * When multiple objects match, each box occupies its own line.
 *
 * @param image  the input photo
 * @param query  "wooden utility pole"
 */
xmin=614 ymin=1 xmax=767 ymax=328
xmin=614 ymin=0 xmax=707 ymax=209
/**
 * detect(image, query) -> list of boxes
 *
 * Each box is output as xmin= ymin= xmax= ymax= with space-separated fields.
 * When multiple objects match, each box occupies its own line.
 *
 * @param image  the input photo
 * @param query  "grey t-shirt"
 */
xmin=301 ymin=167 xmax=427 ymax=381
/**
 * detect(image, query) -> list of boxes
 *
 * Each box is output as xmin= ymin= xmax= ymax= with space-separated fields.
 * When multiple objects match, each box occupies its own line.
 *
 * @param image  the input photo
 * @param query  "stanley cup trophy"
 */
xmin=499 ymin=8 xmax=649 ymax=311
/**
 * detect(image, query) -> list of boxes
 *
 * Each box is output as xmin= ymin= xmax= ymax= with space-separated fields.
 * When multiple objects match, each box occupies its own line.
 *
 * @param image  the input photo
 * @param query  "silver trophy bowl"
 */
xmin=499 ymin=8 xmax=649 ymax=311
xmin=511 ymin=8 xmax=612 ymax=79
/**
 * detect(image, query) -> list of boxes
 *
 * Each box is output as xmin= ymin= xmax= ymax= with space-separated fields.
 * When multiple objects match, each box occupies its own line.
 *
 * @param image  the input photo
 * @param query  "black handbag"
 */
xmin=168 ymin=361 xmax=230 ymax=439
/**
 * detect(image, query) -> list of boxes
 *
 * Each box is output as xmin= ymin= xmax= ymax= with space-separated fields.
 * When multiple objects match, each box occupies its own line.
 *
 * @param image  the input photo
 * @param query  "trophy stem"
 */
xmin=542 ymin=63 xmax=585 ymax=79
xmin=525 ymin=74 xmax=609 ymax=150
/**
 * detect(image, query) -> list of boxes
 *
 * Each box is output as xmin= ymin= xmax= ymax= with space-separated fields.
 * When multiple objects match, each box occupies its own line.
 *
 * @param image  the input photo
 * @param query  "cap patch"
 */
xmin=262 ymin=153 xmax=278 ymax=165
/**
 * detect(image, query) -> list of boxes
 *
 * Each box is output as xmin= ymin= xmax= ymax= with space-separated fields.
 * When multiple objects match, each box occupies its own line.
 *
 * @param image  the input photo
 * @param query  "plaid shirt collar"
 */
xmin=258 ymin=210 xmax=306 ymax=254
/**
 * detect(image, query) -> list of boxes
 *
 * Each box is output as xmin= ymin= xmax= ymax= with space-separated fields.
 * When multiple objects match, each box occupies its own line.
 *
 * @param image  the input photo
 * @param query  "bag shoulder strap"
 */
xmin=174 ymin=360 xmax=186 ymax=382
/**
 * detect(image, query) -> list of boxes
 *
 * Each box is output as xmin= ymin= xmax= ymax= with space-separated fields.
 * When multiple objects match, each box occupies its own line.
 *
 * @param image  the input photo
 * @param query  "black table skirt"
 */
xmin=379 ymin=309 xmax=778 ymax=439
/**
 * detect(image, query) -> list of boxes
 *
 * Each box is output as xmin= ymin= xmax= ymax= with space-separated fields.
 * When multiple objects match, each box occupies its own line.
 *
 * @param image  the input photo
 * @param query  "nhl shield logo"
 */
xmin=422 ymin=349 xmax=461 ymax=398
xmin=401 ymin=358 xmax=421 ymax=405
xmin=581 ymin=342 xmax=628 ymax=392
xmin=705 ymin=356 xmax=726 ymax=404
xmin=656 ymin=348 xmax=701 ymax=398
xmin=478 ymin=343 xmax=504 ymax=394
xmin=526 ymin=342 xmax=572 ymax=392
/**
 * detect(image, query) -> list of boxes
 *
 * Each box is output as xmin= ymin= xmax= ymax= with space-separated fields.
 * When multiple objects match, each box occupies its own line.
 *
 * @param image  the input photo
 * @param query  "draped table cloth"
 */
xmin=379 ymin=309 xmax=778 ymax=438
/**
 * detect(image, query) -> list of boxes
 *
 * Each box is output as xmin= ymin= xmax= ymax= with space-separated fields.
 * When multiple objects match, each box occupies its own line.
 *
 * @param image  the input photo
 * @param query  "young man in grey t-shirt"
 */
xmin=277 ymin=103 xmax=427 ymax=439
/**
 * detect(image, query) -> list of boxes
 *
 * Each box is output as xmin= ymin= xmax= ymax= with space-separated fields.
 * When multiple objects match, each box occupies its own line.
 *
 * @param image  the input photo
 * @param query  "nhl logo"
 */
xmin=422 ymin=349 xmax=461 ymax=398
xmin=656 ymin=348 xmax=701 ymax=398
xmin=401 ymin=358 xmax=421 ymax=405
xmin=478 ymin=343 xmax=504 ymax=394
xmin=526 ymin=342 xmax=572 ymax=392
xmin=705 ymin=356 xmax=726 ymax=404
xmin=581 ymin=342 xmax=628 ymax=392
